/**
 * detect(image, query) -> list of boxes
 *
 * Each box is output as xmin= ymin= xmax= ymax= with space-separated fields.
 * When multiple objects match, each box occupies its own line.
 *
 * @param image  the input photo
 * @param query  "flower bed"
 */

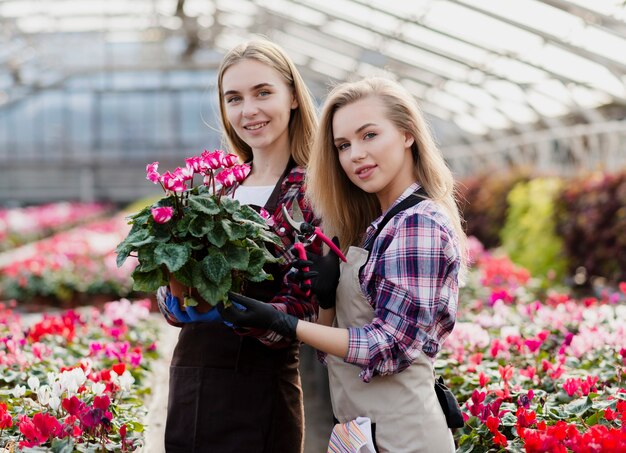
xmin=439 ymin=239 xmax=626 ymax=452
xmin=0 ymin=298 xmax=158 ymax=451
xmin=0 ymin=216 xmax=137 ymax=307
xmin=0 ymin=202 xmax=111 ymax=252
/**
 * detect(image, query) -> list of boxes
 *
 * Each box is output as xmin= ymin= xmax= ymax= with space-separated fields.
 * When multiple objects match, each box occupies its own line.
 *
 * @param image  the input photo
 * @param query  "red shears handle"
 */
xmin=313 ymin=227 xmax=347 ymax=262
xmin=292 ymin=242 xmax=310 ymax=296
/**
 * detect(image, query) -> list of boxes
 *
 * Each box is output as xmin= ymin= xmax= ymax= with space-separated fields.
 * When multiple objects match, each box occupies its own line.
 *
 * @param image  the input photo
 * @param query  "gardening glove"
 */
xmin=220 ymin=292 xmax=299 ymax=339
xmin=165 ymin=292 xmax=222 ymax=323
xmin=291 ymin=236 xmax=341 ymax=309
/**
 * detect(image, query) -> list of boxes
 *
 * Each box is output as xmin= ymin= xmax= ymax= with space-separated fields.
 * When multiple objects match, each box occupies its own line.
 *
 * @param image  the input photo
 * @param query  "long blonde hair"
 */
xmin=216 ymin=40 xmax=318 ymax=166
xmin=307 ymin=77 xmax=467 ymax=269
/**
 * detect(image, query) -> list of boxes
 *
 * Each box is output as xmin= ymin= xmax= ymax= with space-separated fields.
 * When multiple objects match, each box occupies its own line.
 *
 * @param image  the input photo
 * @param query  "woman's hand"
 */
xmin=220 ymin=292 xmax=299 ymax=339
xmin=291 ymin=237 xmax=341 ymax=309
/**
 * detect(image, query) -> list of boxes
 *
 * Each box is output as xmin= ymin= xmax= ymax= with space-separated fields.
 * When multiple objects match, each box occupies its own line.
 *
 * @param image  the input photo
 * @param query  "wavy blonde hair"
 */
xmin=216 ymin=40 xmax=318 ymax=166
xmin=307 ymin=77 xmax=467 ymax=271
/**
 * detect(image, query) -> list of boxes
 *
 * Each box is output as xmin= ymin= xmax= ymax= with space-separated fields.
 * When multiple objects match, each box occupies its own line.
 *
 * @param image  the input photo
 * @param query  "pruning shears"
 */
xmin=281 ymin=203 xmax=347 ymax=296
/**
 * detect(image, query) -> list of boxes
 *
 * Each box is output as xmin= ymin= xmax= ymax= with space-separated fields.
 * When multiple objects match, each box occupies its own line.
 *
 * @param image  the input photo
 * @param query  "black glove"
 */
xmin=220 ymin=292 xmax=299 ymax=339
xmin=291 ymin=237 xmax=341 ymax=310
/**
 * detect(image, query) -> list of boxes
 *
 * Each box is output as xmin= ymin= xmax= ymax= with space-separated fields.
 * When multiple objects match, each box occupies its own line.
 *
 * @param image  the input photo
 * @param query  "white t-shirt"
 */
xmin=233 ymin=185 xmax=275 ymax=208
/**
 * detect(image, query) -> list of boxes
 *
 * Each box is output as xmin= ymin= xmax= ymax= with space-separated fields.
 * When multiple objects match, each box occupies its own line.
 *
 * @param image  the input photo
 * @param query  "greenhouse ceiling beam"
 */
xmin=450 ymin=0 xmax=626 ymax=77
xmin=257 ymin=9 xmax=524 ymax=136
xmin=276 ymin=0 xmax=613 ymax=132
xmin=538 ymin=0 xmax=626 ymax=36
xmin=265 ymin=0 xmax=544 ymax=134
xmin=340 ymin=0 xmax=625 ymax=108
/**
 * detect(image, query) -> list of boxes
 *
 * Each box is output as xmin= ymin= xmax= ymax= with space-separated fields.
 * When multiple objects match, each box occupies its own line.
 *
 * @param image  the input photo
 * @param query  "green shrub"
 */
xmin=500 ymin=177 xmax=568 ymax=282
xmin=459 ymin=170 xmax=529 ymax=249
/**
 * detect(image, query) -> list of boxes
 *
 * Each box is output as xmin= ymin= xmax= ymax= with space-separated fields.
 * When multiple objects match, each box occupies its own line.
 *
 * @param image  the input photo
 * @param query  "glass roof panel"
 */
xmin=423 ymin=1 xmax=544 ymax=55
xmin=384 ymin=41 xmax=470 ymax=80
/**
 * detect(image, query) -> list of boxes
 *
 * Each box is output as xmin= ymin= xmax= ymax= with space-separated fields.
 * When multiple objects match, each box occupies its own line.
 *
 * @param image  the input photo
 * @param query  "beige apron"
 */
xmin=327 ymin=246 xmax=455 ymax=453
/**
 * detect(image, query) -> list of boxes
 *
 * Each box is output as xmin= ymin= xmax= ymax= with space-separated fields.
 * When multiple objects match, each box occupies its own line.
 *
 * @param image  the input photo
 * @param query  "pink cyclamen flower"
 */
xmin=151 ymin=207 xmax=174 ymax=224
xmin=202 ymin=150 xmax=224 ymax=170
xmin=185 ymin=156 xmax=202 ymax=173
xmin=146 ymin=162 xmax=160 ymax=184
xmin=175 ymin=166 xmax=194 ymax=181
xmin=216 ymin=168 xmax=237 ymax=188
xmin=161 ymin=171 xmax=187 ymax=192
xmin=221 ymin=153 xmax=239 ymax=167
xmin=231 ymin=164 xmax=251 ymax=183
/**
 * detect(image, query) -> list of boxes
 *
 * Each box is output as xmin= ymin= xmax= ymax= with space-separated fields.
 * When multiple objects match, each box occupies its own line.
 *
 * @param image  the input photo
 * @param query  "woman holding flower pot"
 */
xmin=156 ymin=39 xmax=319 ymax=453
xmin=222 ymin=77 xmax=467 ymax=452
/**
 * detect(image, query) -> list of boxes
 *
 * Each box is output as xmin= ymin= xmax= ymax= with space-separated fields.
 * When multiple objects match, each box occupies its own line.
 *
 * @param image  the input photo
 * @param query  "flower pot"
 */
xmin=169 ymin=275 xmax=213 ymax=314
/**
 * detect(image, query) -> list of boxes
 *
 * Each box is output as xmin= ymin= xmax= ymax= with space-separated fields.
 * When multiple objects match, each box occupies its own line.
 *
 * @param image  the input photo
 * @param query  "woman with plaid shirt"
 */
xmin=156 ymin=40 xmax=319 ymax=453
xmin=223 ymin=77 xmax=468 ymax=452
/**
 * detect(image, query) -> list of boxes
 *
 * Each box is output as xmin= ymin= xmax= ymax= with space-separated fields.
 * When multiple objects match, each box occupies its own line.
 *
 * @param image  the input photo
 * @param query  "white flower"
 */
xmin=118 ymin=371 xmax=135 ymax=393
xmin=91 ymin=382 xmax=106 ymax=396
xmin=37 ymin=385 xmax=51 ymax=406
xmin=60 ymin=368 xmax=86 ymax=395
xmin=27 ymin=376 xmax=40 ymax=391
xmin=49 ymin=395 xmax=61 ymax=411
xmin=13 ymin=385 xmax=26 ymax=398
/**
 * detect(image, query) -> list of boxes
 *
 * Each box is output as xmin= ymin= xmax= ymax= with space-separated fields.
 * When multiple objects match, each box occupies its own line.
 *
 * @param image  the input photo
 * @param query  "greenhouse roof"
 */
xmin=1 ymin=0 xmax=626 ymax=147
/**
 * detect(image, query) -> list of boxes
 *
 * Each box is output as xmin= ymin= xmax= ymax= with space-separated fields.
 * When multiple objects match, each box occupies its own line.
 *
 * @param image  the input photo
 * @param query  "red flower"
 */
xmin=0 ymin=403 xmax=12 ymax=429
xmin=112 ymin=362 xmax=126 ymax=376
xmin=605 ymin=407 xmax=617 ymax=421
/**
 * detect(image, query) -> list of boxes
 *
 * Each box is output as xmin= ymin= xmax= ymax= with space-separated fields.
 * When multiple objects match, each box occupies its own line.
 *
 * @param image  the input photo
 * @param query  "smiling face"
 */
xmin=332 ymin=96 xmax=417 ymax=211
xmin=221 ymin=59 xmax=297 ymax=156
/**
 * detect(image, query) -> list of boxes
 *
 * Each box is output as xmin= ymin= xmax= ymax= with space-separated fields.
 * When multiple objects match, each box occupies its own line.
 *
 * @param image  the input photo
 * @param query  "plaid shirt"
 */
xmin=157 ymin=165 xmax=320 ymax=348
xmin=344 ymin=183 xmax=461 ymax=383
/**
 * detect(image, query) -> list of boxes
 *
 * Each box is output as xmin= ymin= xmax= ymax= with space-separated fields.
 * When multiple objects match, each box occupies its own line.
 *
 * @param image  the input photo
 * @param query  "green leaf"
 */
xmin=247 ymin=248 xmax=267 ymax=274
xmin=206 ymin=222 xmax=228 ymax=247
xmin=232 ymin=205 xmax=266 ymax=225
xmin=585 ymin=411 xmax=600 ymax=425
xmin=136 ymin=245 xmax=159 ymax=272
xmin=563 ymin=396 xmax=593 ymax=417
xmin=127 ymin=228 xmax=154 ymax=247
xmin=154 ymin=243 xmax=191 ymax=272
xmin=196 ymin=273 xmax=231 ymax=305
xmin=173 ymin=213 xmax=195 ymax=236
xmin=223 ymin=243 xmax=250 ymax=270
xmin=201 ymin=251 xmax=231 ymax=283
xmin=132 ymin=267 xmax=166 ymax=292
xmin=188 ymin=215 xmax=215 ymax=237
xmin=115 ymin=242 xmax=134 ymax=268
xmin=219 ymin=197 xmax=241 ymax=214
xmin=188 ymin=196 xmax=220 ymax=215
xmin=173 ymin=259 xmax=197 ymax=287
xmin=221 ymin=219 xmax=248 ymax=240
xmin=245 ymin=269 xmax=272 ymax=282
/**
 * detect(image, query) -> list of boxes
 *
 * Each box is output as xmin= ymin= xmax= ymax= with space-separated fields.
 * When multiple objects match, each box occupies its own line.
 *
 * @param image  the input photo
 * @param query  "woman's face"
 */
xmin=221 ymin=59 xmax=297 ymax=155
xmin=332 ymin=96 xmax=416 ymax=211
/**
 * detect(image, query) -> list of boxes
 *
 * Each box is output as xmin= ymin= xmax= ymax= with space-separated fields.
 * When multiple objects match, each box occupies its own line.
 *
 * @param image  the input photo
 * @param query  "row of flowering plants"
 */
xmin=0 ymin=202 xmax=112 ymax=252
xmin=0 ymin=298 xmax=158 ymax=451
xmin=0 ymin=216 xmax=137 ymax=306
xmin=438 ymin=238 xmax=626 ymax=452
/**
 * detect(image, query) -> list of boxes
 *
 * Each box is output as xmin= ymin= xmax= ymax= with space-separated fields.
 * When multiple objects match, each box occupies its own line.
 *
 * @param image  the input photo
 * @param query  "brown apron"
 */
xmin=164 ymin=159 xmax=304 ymax=453
xmin=327 ymin=247 xmax=454 ymax=453
xmin=165 ymin=324 xmax=303 ymax=453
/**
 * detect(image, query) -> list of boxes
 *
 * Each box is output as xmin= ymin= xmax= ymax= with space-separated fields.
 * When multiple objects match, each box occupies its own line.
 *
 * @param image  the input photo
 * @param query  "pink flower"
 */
xmin=175 ymin=166 xmax=194 ymax=181
xmin=151 ymin=207 xmax=174 ymax=224
xmin=146 ymin=162 xmax=160 ymax=184
xmin=161 ymin=171 xmax=186 ymax=192
xmin=185 ymin=156 xmax=202 ymax=173
xmin=231 ymin=164 xmax=251 ymax=183
xmin=216 ymin=168 xmax=237 ymax=188
xmin=202 ymin=150 xmax=224 ymax=170
xmin=221 ymin=153 xmax=239 ymax=167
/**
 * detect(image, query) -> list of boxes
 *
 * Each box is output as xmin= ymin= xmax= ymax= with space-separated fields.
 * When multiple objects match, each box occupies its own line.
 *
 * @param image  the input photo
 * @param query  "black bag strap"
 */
xmin=364 ymin=187 xmax=429 ymax=253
